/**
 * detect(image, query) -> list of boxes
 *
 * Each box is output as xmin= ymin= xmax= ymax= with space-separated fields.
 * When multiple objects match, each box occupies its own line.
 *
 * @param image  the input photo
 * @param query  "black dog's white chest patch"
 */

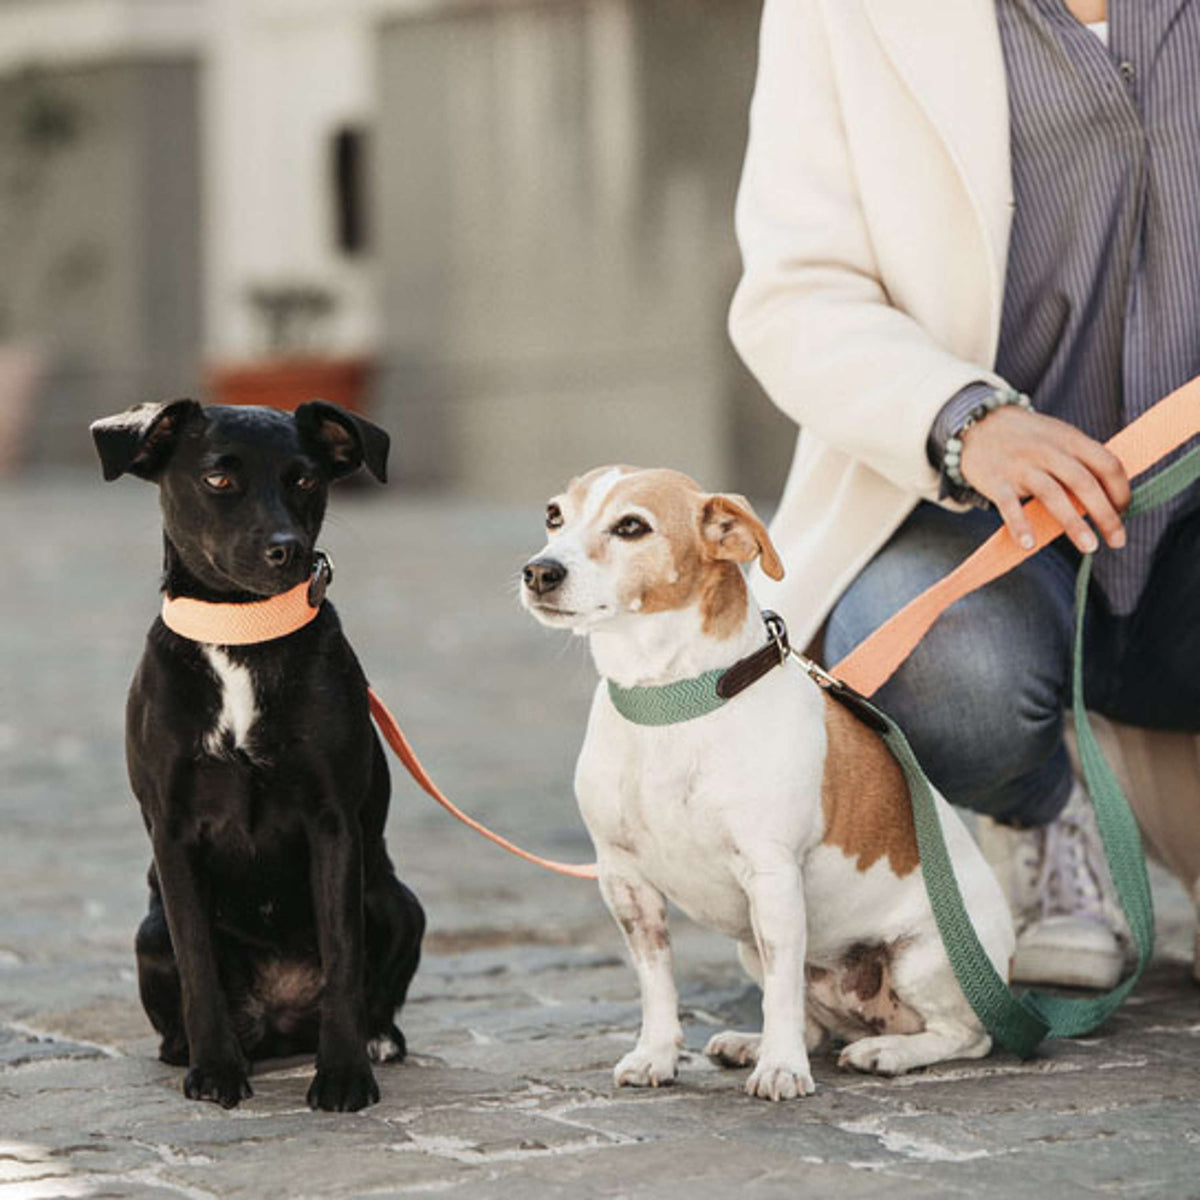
xmin=202 ymin=647 xmax=259 ymax=759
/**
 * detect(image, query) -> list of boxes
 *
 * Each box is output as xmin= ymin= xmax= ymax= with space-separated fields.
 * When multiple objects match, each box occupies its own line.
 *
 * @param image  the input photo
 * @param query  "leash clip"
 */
xmin=307 ymin=550 xmax=334 ymax=608
xmin=795 ymin=652 xmax=891 ymax=734
xmin=794 ymin=651 xmax=841 ymax=691
xmin=762 ymin=609 xmax=790 ymax=666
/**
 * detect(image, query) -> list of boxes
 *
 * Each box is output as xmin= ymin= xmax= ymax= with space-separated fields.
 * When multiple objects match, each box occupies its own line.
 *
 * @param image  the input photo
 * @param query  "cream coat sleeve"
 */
xmin=729 ymin=0 xmax=1004 ymax=501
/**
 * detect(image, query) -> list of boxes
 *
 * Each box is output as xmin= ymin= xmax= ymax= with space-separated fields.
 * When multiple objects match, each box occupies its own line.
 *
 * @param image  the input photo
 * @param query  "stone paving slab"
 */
xmin=2 ymin=472 xmax=1200 ymax=1199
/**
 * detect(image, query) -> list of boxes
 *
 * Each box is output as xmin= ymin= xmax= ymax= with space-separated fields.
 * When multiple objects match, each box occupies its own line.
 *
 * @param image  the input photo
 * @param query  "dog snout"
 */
xmin=264 ymin=534 xmax=304 ymax=570
xmin=523 ymin=557 xmax=567 ymax=596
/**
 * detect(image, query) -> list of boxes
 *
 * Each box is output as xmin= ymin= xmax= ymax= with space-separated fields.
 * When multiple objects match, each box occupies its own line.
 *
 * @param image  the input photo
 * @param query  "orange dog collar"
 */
xmin=160 ymin=553 xmax=332 ymax=646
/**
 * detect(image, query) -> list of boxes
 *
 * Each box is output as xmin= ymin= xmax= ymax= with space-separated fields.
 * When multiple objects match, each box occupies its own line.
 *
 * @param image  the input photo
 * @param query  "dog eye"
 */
xmin=203 ymin=472 xmax=234 ymax=492
xmin=611 ymin=515 xmax=651 ymax=540
xmin=294 ymin=475 xmax=319 ymax=492
xmin=545 ymin=504 xmax=564 ymax=530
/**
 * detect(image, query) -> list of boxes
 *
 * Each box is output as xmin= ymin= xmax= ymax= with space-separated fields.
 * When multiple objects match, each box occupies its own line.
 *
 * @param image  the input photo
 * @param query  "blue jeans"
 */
xmin=825 ymin=502 xmax=1200 ymax=827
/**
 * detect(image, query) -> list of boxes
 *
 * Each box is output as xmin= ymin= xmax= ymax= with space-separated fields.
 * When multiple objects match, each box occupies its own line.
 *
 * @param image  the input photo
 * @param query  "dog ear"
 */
xmin=700 ymin=493 xmax=785 ymax=581
xmin=295 ymin=401 xmax=389 ymax=484
xmin=90 ymin=399 xmax=201 ymax=482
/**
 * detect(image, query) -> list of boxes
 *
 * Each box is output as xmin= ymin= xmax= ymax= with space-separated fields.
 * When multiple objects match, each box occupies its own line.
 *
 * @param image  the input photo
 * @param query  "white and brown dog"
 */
xmin=520 ymin=466 xmax=1015 ymax=1100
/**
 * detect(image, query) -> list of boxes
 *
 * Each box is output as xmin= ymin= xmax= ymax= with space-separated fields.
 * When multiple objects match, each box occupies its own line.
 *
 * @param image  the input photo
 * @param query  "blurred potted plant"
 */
xmin=207 ymin=281 xmax=373 ymax=414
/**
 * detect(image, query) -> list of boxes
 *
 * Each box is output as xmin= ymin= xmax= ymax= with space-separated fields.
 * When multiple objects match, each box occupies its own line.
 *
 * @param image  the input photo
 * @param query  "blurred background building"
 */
xmin=0 ymin=0 xmax=793 ymax=499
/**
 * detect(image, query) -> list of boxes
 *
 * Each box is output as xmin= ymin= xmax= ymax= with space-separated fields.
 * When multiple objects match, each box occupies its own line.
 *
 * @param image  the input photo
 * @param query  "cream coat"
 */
xmin=730 ymin=0 xmax=1200 ymax=970
xmin=730 ymin=0 xmax=1012 ymax=648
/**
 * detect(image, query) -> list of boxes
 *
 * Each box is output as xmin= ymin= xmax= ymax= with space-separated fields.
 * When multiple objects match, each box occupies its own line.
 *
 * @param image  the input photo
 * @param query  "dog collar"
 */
xmin=160 ymin=552 xmax=333 ymax=646
xmin=606 ymin=611 xmax=790 ymax=726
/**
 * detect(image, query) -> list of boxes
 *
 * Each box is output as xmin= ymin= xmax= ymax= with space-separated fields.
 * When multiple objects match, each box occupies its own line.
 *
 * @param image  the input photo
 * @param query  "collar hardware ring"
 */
xmin=307 ymin=550 xmax=334 ymax=608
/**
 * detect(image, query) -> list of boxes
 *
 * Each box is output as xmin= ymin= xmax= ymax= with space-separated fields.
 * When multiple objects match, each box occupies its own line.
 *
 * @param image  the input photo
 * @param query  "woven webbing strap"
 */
xmin=881 ymin=442 xmax=1200 ymax=1056
xmin=160 ymin=553 xmax=332 ymax=646
xmin=162 ymin=580 xmax=320 ymax=645
xmin=834 ymin=374 xmax=1200 ymax=697
xmin=607 ymin=669 xmax=727 ymax=725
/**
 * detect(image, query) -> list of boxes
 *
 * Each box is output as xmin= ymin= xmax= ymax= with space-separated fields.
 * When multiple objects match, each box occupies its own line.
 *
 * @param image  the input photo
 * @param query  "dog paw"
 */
xmin=745 ymin=1054 xmax=815 ymax=1101
xmin=704 ymin=1031 xmax=761 ymax=1068
xmin=368 ymin=1025 xmax=407 ymax=1064
xmin=183 ymin=1058 xmax=253 ymax=1108
xmin=613 ymin=1045 xmax=679 ymax=1089
xmin=837 ymin=1036 xmax=909 ymax=1077
xmin=307 ymin=1059 xmax=380 ymax=1112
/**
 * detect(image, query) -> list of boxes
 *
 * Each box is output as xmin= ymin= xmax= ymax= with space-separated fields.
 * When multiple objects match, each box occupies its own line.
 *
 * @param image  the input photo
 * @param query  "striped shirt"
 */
xmin=931 ymin=0 xmax=1200 ymax=613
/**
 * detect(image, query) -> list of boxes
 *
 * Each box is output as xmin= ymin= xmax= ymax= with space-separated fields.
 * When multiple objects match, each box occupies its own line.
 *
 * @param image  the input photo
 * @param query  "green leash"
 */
xmin=609 ymin=444 xmax=1200 ymax=1055
xmin=890 ymin=446 xmax=1200 ymax=1054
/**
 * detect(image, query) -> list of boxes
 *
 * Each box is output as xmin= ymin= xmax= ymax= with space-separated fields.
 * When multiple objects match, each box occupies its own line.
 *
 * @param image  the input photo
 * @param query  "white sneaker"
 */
xmin=975 ymin=781 xmax=1130 ymax=990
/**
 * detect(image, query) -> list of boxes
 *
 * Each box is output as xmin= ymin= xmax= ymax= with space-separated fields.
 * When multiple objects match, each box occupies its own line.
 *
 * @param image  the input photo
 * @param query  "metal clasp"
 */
xmin=793 ymin=651 xmax=842 ymax=691
xmin=793 ymin=651 xmax=891 ymax=733
xmin=761 ymin=609 xmax=790 ymax=667
xmin=307 ymin=550 xmax=334 ymax=607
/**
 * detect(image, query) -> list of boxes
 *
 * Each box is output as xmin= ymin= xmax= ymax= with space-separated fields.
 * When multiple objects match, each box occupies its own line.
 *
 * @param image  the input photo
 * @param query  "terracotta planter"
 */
xmin=207 ymin=356 xmax=373 ymax=414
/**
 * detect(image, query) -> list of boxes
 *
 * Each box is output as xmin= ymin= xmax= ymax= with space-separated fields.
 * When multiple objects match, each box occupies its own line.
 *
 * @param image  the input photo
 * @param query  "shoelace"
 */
xmin=1039 ymin=820 xmax=1101 ymax=920
xmin=1029 ymin=798 xmax=1121 ymax=933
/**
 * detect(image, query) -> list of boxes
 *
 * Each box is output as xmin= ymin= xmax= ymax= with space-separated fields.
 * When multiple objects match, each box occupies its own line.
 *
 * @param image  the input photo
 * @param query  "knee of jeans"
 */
xmin=932 ymin=717 xmax=1068 ymax=818
xmin=826 ymin=579 xmax=899 ymax=665
xmin=953 ymin=743 xmax=1074 ymax=826
xmin=872 ymin=631 xmax=1066 ymax=806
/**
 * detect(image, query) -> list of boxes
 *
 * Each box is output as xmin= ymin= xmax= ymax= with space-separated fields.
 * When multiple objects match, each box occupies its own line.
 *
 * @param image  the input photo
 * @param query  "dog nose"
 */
xmin=264 ymin=535 xmax=303 ymax=569
xmin=523 ymin=557 xmax=567 ymax=596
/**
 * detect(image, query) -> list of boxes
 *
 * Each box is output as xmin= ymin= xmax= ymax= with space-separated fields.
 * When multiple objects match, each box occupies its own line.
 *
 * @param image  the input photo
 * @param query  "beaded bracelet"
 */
xmin=942 ymin=386 xmax=1033 ymax=491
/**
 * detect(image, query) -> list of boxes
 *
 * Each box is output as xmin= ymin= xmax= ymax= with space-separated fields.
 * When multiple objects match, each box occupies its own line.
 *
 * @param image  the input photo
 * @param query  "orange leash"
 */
xmin=368 ymin=689 xmax=600 ymax=880
xmin=832 ymin=375 xmax=1200 ymax=697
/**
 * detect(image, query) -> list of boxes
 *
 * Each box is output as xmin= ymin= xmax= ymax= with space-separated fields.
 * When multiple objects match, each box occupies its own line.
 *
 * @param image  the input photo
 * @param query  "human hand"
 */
xmin=959 ymin=407 xmax=1130 ymax=554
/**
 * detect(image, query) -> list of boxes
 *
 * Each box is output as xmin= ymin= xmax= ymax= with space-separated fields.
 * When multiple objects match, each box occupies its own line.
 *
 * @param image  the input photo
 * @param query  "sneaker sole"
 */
xmin=1012 ymin=945 xmax=1124 ymax=991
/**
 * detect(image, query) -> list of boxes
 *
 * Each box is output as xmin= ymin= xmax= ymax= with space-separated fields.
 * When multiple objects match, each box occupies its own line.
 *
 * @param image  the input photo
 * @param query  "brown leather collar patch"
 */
xmin=715 ymin=611 xmax=788 ymax=701
xmin=820 ymin=694 xmax=919 ymax=877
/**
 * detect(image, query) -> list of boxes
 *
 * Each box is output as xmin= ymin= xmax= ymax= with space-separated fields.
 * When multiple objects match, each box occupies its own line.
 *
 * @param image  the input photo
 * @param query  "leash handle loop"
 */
xmin=833 ymin=375 xmax=1200 ymax=697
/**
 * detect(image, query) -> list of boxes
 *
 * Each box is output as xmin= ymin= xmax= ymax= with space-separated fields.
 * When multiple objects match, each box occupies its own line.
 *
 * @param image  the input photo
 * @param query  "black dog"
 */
xmin=91 ymin=399 xmax=424 ymax=1111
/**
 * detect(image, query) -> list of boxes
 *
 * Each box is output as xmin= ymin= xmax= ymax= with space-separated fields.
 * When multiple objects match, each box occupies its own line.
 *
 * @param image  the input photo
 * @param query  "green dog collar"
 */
xmin=606 ymin=668 xmax=728 ymax=726
xmin=606 ymin=612 xmax=789 ymax=726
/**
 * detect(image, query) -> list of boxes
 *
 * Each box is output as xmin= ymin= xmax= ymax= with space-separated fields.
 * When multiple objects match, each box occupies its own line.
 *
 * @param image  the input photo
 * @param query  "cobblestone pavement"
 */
xmin=3 ymin=472 xmax=1200 ymax=1200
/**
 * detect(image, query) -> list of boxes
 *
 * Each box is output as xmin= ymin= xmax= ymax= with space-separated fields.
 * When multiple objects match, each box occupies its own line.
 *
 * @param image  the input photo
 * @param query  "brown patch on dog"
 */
xmin=598 ymin=470 xmax=706 ymax=615
xmin=633 ymin=922 xmax=671 ymax=952
xmin=606 ymin=877 xmax=671 ymax=953
xmin=820 ymin=695 xmax=920 ymax=877
xmin=698 ymin=560 xmax=749 ymax=639
xmin=591 ymin=470 xmax=772 ymax=638
xmin=700 ymin=494 xmax=785 ymax=581
xmin=805 ymin=941 xmax=925 ymax=1040
xmin=840 ymin=941 xmax=887 ymax=1000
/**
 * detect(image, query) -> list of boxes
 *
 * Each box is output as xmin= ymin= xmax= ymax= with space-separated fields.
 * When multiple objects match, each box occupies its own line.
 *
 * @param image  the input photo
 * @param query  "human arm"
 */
xmin=731 ymin=0 xmax=1130 ymax=550
xmin=729 ymin=0 xmax=1003 ymax=501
